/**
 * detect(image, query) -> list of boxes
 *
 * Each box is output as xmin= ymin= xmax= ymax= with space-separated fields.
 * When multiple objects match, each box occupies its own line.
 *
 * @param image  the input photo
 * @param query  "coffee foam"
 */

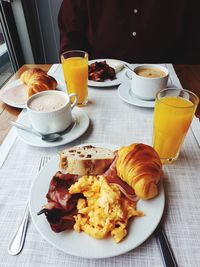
xmin=135 ymin=68 xmax=166 ymax=78
xmin=29 ymin=93 xmax=66 ymax=112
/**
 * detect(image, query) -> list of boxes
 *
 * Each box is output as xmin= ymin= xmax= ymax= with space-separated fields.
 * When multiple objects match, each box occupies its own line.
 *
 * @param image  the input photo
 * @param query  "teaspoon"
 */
xmin=124 ymin=63 xmax=134 ymax=72
xmin=10 ymin=121 xmax=62 ymax=142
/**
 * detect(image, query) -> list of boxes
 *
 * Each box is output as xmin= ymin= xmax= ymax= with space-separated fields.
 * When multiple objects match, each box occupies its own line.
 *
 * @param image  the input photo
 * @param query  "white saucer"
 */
xmin=29 ymin=143 xmax=165 ymax=258
xmin=15 ymin=108 xmax=89 ymax=147
xmin=118 ymin=80 xmax=155 ymax=108
xmin=88 ymin=59 xmax=132 ymax=87
xmin=0 ymin=79 xmax=66 ymax=109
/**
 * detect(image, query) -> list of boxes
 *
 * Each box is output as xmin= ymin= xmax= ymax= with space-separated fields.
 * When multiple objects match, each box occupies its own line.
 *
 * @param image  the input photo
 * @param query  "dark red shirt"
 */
xmin=58 ymin=0 xmax=200 ymax=63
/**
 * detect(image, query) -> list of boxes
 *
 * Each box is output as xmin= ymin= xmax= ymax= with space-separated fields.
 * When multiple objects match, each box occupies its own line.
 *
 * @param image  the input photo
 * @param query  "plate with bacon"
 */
xmin=29 ymin=143 xmax=165 ymax=258
xmin=88 ymin=59 xmax=132 ymax=87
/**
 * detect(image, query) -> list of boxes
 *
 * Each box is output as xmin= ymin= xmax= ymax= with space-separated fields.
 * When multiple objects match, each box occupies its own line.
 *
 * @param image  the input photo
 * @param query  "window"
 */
xmin=0 ymin=21 xmax=13 ymax=87
xmin=0 ymin=0 xmax=24 ymax=88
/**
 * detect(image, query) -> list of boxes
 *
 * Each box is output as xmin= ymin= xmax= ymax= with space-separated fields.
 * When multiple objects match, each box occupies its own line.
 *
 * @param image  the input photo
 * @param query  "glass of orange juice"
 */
xmin=153 ymin=88 xmax=199 ymax=163
xmin=61 ymin=50 xmax=88 ymax=106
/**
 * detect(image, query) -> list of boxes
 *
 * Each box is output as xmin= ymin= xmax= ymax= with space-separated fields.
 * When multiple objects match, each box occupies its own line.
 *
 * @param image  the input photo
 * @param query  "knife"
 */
xmin=154 ymin=223 xmax=178 ymax=267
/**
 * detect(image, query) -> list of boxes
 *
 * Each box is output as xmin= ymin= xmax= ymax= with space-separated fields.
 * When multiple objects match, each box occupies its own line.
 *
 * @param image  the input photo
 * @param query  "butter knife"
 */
xmin=154 ymin=223 xmax=178 ymax=267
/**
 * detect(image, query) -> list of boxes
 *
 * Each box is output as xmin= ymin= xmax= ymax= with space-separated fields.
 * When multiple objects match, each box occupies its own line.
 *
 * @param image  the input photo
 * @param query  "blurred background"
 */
xmin=0 ymin=0 xmax=62 ymax=87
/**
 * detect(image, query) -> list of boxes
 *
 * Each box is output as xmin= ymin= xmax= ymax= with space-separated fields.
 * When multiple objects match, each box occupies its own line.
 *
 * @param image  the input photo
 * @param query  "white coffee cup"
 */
xmin=125 ymin=64 xmax=169 ymax=100
xmin=27 ymin=90 xmax=78 ymax=134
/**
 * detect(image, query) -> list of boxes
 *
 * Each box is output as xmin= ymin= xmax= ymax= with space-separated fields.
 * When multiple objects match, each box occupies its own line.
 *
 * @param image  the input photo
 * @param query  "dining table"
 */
xmin=0 ymin=63 xmax=200 ymax=267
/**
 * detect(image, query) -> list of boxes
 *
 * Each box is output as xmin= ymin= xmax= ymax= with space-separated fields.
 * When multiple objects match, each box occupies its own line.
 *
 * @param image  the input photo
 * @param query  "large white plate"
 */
xmin=29 ymin=143 xmax=165 ymax=258
xmin=88 ymin=59 xmax=132 ymax=87
xmin=118 ymin=79 xmax=155 ymax=108
xmin=0 ymin=79 xmax=65 ymax=109
xmin=15 ymin=108 xmax=89 ymax=147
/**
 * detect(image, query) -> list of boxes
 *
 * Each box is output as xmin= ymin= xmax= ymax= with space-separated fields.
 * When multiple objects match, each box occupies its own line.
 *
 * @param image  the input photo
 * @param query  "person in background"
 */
xmin=58 ymin=0 xmax=200 ymax=63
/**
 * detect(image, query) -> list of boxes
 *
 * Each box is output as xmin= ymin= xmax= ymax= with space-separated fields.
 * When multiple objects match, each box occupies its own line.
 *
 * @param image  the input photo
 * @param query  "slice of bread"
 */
xmin=59 ymin=145 xmax=115 ymax=175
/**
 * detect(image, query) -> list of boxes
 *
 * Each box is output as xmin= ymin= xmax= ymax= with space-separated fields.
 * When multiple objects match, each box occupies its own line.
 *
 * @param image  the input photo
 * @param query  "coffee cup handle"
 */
xmin=69 ymin=93 xmax=78 ymax=110
xmin=125 ymin=69 xmax=132 ymax=80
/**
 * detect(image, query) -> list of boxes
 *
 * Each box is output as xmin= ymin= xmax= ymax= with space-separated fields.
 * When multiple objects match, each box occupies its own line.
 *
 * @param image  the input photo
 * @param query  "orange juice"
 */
xmin=61 ymin=53 xmax=88 ymax=106
xmin=153 ymin=93 xmax=198 ymax=163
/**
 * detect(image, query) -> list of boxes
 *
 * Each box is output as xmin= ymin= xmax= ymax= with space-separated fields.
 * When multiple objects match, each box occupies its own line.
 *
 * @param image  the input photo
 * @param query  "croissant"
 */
xmin=20 ymin=68 xmax=57 ymax=97
xmin=116 ymin=143 xmax=162 ymax=200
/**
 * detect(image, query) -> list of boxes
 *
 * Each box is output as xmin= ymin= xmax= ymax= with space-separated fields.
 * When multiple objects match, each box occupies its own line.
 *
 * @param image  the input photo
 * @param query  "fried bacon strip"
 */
xmin=37 ymin=171 xmax=82 ymax=232
xmin=88 ymin=61 xmax=116 ymax=82
xmin=104 ymin=156 xmax=138 ymax=202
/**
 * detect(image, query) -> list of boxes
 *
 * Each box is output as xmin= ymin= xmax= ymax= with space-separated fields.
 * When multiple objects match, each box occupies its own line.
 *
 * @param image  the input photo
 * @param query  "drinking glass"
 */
xmin=61 ymin=50 xmax=88 ymax=106
xmin=153 ymin=88 xmax=199 ymax=163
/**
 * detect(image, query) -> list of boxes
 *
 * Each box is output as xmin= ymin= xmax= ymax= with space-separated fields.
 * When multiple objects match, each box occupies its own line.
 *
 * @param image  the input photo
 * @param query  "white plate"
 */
xmin=118 ymin=79 xmax=155 ymax=108
xmin=15 ymin=108 xmax=89 ymax=147
xmin=29 ymin=143 xmax=165 ymax=258
xmin=0 ymin=79 xmax=66 ymax=109
xmin=88 ymin=59 xmax=132 ymax=87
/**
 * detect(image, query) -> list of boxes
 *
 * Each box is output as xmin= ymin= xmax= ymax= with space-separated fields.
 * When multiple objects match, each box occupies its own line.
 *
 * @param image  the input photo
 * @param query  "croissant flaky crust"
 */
xmin=20 ymin=68 xmax=57 ymax=97
xmin=116 ymin=143 xmax=162 ymax=200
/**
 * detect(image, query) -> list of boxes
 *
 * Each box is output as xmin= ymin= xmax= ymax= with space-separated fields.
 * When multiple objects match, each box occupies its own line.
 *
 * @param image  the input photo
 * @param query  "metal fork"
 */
xmin=8 ymin=156 xmax=50 ymax=255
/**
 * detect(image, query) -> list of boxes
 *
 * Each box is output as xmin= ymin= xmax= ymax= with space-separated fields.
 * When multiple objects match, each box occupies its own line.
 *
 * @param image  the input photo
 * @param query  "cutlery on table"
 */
xmin=10 ymin=121 xmax=62 ymax=142
xmin=8 ymin=157 xmax=50 ymax=255
xmin=124 ymin=63 xmax=134 ymax=72
xmin=154 ymin=223 xmax=178 ymax=267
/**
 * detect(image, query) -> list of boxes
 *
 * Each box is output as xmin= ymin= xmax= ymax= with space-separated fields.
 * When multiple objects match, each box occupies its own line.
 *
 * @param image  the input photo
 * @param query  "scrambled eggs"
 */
xmin=69 ymin=175 xmax=143 ymax=243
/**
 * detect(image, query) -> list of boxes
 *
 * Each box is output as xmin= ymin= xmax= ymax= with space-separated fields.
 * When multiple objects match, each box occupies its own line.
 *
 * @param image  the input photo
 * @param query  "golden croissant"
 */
xmin=20 ymin=68 xmax=57 ymax=97
xmin=116 ymin=143 xmax=162 ymax=200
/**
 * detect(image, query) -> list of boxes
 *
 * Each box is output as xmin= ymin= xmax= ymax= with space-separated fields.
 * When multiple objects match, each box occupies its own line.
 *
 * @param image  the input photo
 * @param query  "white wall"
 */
xmin=11 ymin=0 xmax=34 ymax=63
xmin=34 ymin=0 xmax=62 ymax=63
xmin=11 ymin=0 xmax=62 ymax=64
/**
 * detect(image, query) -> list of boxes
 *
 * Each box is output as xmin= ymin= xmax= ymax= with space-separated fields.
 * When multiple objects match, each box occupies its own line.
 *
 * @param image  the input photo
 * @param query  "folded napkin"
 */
xmin=48 ymin=64 xmax=65 ymax=85
xmin=0 ymin=127 xmax=17 ymax=168
xmin=191 ymin=116 xmax=200 ymax=147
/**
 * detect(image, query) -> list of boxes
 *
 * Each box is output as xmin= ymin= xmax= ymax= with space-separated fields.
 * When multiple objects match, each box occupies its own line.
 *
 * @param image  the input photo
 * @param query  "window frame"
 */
xmin=0 ymin=0 xmax=25 ymax=71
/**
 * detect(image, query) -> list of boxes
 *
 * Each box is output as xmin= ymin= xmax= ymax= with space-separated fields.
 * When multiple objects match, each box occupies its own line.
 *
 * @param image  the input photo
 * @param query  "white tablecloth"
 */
xmin=0 ymin=64 xmax=200 ymax=267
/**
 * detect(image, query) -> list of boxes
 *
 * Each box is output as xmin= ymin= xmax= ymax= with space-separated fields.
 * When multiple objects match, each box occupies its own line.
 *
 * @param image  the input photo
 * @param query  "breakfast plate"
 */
xmin=15 ymin=108 xmax=89 ymax=147
xmin=88 ymin=59 xmax=132 ymax=87
xmin=118 ymin=79 xmax=155 ymax=108
xmin=29 ymin=143 xmax=165 ymax=258
xmin=0 ymin=79 xmax=66 ymax=109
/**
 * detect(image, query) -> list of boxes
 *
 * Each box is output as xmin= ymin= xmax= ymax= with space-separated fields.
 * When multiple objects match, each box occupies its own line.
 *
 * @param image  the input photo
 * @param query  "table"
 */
xmin=0 ymin=63 xmax=200 ymax=267
xmin=0 ymin=64 xmax=200 ymax=144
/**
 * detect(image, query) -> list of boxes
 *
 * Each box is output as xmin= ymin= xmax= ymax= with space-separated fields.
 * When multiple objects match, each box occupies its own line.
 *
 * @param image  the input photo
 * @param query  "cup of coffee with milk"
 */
xmin=27 ymin=91 xmax=78 ymax=134
xmin=125 ymin=64 xmax=169 ymax=100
